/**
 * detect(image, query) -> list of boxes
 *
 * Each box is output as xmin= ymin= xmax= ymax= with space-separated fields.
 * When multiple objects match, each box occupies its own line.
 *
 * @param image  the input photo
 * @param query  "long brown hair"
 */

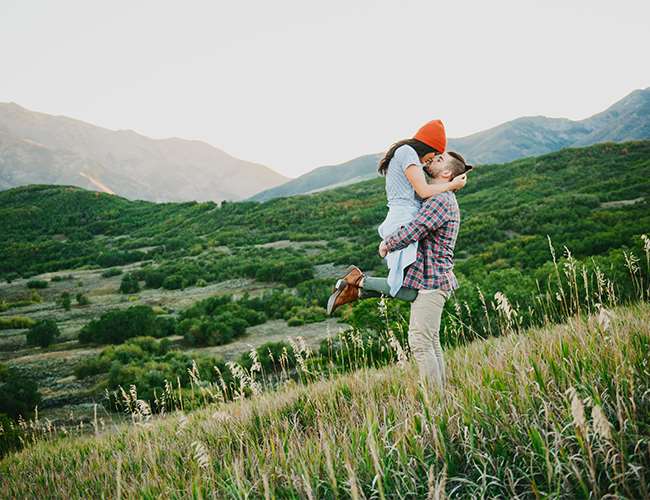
xmin=377 ymin=138 xmax=439 ymax=175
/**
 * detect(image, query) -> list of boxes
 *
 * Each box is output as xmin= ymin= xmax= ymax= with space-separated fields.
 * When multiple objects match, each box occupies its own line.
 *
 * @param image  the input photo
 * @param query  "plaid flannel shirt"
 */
xmin=383 ymin=191 xmax=460 ymax=291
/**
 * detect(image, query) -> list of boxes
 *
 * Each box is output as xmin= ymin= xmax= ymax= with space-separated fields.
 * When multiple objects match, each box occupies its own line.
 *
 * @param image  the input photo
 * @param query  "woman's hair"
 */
xmin=377 ymin=138 xmax=438 ymax=176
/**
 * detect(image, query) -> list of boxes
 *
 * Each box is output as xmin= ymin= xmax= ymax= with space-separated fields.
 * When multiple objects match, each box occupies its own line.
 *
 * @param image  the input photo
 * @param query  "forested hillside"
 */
xmin=3 ymin=140 xmax=649 ymax=286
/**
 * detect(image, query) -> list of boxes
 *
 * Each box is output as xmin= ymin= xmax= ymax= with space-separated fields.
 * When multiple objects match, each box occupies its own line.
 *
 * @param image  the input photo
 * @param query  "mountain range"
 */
xmin=251 ymin=87 xmax=650 ymax=201
xmin=0 ymin=103 xmax=288 ymax=202
xmin=2 ymin=87 xmax=649 ymax=204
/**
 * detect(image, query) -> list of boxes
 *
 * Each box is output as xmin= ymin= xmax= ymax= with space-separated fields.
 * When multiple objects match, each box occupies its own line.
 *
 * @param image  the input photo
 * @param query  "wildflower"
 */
xmin=495 ymin=292 xmax=513 ymax=320
xmin=592 ymin=405 xmax=612 ymax=440
xmin=596 ymin=303 xmax=614 ymax=332
xmin=211 ymin=410 xmax=231 ymax=422
xmin=378 ymin=296 xmax=387 ymax=317
xmin=567 ymin=387 xmax=587 ymax=433
xmin=642 ymin=234 xmax=650 ymax=253
xmin=187 ymin=360 xmax=200 ymax=384
xmin=547 ymin=235 xmax=556 ymax=263
xmin=176 ymin=413 xmax=189 ymax=435
xmin=192 ymin=440 xmax=210 ymax=470
xmin=248 ymin=347 xmax=262 ymax=374
xmin=623 ymin=251 xmax=640 ymax=274
xmin=387 ymin=329 xmax=408 ymax=366
xmin=563 ymin=247 xmax=577 ymax=279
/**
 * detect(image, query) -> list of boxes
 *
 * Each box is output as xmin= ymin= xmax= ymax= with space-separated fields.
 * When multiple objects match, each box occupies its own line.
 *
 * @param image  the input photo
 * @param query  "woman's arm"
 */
xmin=404 ymin=164 xmax=466 ymax=198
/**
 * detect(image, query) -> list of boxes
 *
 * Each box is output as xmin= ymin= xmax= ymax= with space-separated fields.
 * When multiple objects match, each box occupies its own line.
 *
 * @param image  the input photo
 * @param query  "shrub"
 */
xmin=296 ymin=279 xmax=332 ymax=308
xmin=143 ymin=269 xmax=166 ymax=289
xmin=0 ymin=413 xmax=24 ymax=458
xmin=78 ymin=305 xmax=162 ymax=344
xmin=179 ymin=295 xmax=268 ymax=346
xmin=51 ymin=274 xmax=74 ymax=282
xmin=285 ymin=306 xmax=327 ymax=325
xmin=119 ymin=273 xmax=140 ymax=294
xmin=101 ymin=268 xmax=123 ymax=278
xmin=76 ymin=293 xmax=90 ymax=306
xmin=162 ymin=275 xmax=184 ymax=290
xmin=26 ymin=319 xmax=60 ymax=348
xmin=287 ymin=317 xmax=304 ymax=327
xmin=0 ymin=364 xmax=41 ymax=420
xmin=74 ymin=337 xmax=232 ymax=412
xmin=60 ymin=292 xmax=71 ymax=311
xmin=26 ymin=280 xmax=47 ymax=289
xmin=0 ymin=316 xmax=36 ymax=330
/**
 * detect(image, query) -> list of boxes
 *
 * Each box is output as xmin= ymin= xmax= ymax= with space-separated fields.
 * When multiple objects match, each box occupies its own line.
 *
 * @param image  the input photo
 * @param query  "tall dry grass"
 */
xmin=1 ymin=300 xmax=648 ymax=498
xmin=1 ymin=236 xmax=649 ymax=497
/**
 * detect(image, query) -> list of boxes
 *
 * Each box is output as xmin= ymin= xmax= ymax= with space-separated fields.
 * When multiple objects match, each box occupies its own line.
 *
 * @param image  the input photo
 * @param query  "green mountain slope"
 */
xmin=2 ymin=140 xmax=648 ymax=285
xmin=251 ymin=87 xmax=650 ymax=201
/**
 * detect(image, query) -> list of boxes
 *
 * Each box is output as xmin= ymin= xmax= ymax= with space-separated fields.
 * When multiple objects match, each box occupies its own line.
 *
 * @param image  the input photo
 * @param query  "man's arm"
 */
xmin=383 ymin=196 xmax=450 ymax=252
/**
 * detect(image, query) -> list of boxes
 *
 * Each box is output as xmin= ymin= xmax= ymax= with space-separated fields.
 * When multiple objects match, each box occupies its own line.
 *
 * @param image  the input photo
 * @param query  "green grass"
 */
xmin=2 ymin=302 xmax=648 ymax=498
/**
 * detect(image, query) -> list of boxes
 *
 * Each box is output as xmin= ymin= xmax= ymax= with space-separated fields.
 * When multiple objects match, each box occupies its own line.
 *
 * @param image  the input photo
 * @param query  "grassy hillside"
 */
xmin=2 ymin=302 xmax=648 ymax=497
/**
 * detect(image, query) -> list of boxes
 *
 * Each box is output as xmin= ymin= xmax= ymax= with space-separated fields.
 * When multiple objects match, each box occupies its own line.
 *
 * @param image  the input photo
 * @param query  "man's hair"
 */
xmin=447 ymin=151 xmax=469 ymax=179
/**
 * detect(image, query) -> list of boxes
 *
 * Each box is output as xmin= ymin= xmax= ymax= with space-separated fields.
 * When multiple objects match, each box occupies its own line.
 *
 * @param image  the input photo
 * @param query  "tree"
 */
xmin=0 ymin=364 xmax=41 ymax=419
xmin=119 ymin=273 xmax=140 ymax=294
xmin=60 ymin=292 xmax=71 ymax=311
xmin=76 ymin=292 xmax=90 ymax=306
xmin=78 ymin=305 xmax=161 ymax=344
xmin=26 ymin=279 xmax=48 ymax=289
xmin=26 ymin=319 xmax=60 ymax=348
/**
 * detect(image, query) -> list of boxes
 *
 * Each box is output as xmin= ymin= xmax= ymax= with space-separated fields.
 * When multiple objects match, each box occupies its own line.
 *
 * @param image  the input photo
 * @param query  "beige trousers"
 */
xmin=408 ymin=288 xmax=449 ymax=393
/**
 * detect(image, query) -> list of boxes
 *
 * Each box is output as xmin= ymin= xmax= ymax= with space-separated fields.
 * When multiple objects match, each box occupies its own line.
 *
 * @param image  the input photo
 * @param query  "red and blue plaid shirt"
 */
xmin=384 ymin=191 xmax=460 ymax=292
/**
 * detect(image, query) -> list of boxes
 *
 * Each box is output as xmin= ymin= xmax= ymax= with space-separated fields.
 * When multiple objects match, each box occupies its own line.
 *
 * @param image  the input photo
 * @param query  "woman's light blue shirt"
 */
xmin=378 ymin=144 xmax=423 ymax=296
xmin=384 ymin=144 xmax=423 ymax=210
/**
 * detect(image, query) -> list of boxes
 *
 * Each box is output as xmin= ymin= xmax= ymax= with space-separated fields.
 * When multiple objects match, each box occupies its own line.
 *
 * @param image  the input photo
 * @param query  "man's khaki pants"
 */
xmin=408 ymin=288 xmax=449 ymax=393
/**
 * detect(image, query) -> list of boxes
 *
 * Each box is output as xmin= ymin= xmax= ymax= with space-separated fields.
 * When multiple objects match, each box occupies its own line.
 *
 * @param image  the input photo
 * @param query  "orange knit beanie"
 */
xmin=413 ymin=119 xmax=446 ymax=153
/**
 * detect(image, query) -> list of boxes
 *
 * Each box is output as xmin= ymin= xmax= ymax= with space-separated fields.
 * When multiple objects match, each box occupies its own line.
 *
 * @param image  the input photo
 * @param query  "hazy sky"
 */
xmin=2 ymin=1 xmax=649 ymax=177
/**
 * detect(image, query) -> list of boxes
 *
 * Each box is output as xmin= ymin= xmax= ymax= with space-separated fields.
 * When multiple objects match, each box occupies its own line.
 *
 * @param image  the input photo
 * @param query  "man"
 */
xmin=327 ymin=151 xmax=472 ymax=393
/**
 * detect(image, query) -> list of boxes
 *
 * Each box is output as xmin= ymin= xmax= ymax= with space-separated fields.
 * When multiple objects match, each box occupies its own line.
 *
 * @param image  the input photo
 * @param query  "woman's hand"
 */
xmin=378 ymin=241 xmax=388 ymax=258
xmin=449 ymin=174 xmax=467 ymax=192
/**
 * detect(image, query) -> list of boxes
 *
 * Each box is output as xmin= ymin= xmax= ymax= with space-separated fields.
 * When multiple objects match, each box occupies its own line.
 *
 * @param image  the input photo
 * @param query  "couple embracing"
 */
xmin=327 ymin=119 xmax=473 ymax=396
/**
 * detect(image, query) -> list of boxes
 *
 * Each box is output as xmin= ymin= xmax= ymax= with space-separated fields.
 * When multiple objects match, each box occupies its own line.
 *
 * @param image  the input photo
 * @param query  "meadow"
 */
xmin=1 ymin=300 xmax=648 ymax=497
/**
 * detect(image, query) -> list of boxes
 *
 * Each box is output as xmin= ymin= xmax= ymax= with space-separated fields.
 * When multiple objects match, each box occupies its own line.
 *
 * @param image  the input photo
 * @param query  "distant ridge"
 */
xmin=251 ymin=87 xmax=650 ymax=201
xmin=0 ymin=103 xmax=288 ymax=202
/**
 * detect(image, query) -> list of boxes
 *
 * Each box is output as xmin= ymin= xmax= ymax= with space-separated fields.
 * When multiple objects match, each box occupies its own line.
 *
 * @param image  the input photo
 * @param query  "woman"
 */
xmin=326 ymin=119 xmax=468 ymax=315
xmin=377 ymin=119 xmax=465 ymax=297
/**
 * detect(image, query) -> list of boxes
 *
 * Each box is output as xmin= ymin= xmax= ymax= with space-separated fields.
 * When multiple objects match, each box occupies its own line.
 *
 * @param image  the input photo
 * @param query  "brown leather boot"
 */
xmin=326 ymin=265 xmax=365 ymax=315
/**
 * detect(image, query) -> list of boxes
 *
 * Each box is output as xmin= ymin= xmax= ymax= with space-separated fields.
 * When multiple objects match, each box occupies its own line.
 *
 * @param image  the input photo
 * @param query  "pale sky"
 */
xmin=2 ymin=0 xmax=649 ymax=177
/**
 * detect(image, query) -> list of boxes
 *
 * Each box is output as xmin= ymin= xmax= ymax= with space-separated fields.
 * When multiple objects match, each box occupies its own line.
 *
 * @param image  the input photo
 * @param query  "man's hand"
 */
xmin=378 ymin=240 xmax=388 ymax=258
xmin=449 ymin=174 xmax=467 ymax=192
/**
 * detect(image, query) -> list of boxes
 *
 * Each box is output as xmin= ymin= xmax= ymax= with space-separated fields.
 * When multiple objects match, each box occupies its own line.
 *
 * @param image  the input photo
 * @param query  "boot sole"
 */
xmin=326 ymin=279 xmax=347 ymax=315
